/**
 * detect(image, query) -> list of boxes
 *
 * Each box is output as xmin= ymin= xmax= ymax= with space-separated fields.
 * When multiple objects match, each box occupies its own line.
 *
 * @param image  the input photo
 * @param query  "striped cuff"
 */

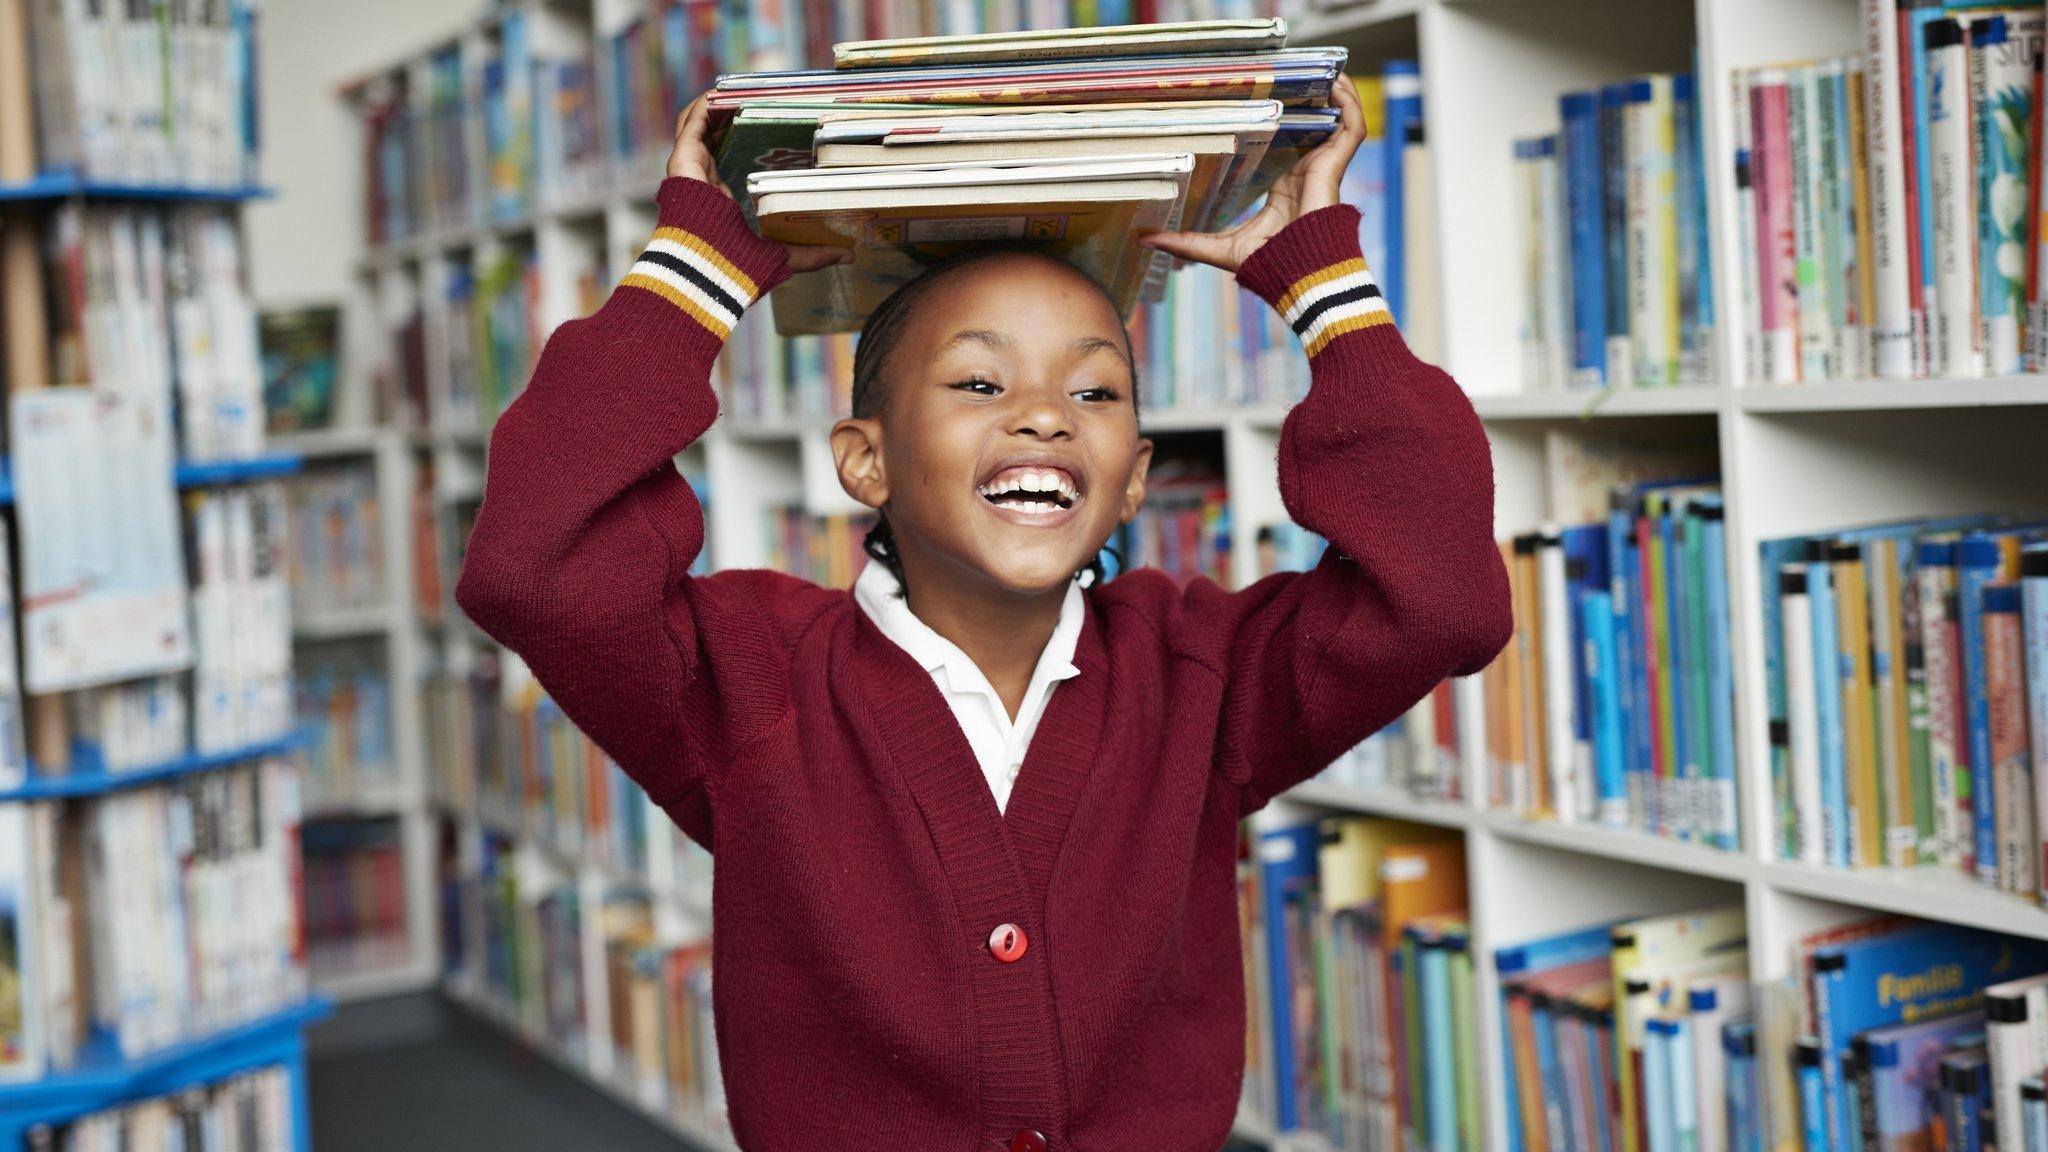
xmin=615 ymin=178 xmax=790 ymax=341
xmin=1275 ymin=257 xmax=1391 ymax=357
xmin=622 ymin=226 xmax=763 ymax=341
xmin=1234 ymin=203 xmax=1397 ymax=358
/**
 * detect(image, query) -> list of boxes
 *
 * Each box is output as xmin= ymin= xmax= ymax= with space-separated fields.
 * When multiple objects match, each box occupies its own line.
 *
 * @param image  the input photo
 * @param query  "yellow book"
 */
xmin=1830 ymin=541 xmax=1883 ymax=869
xmin=1351 ymin=74 xmax=1386 ymax=139
xmin=754 ymin=164 xmax=1187 ymax=334
xmin=1611 ymin=906 xmax=1747 ymax=1152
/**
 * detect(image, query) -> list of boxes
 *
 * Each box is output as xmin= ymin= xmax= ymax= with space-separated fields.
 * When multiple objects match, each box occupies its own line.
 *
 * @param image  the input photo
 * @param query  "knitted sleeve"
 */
xmin=1189 ymin=203 xmax=1514 ymax=815
xmin=454 ymin=177 xmax=836 ymax=818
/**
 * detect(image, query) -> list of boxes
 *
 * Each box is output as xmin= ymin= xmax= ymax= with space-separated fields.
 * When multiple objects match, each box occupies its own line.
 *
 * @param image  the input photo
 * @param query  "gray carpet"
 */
xmin=308 ymin=991 xmax=1263 ymax=1151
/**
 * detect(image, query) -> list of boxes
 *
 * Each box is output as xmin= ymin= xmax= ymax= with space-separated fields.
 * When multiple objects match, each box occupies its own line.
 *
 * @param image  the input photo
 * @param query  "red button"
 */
xmin=987 ymin=922 xmax=1027 ymax=963
xmin=1009 ymin=1130 xmax=1047 ymax=1152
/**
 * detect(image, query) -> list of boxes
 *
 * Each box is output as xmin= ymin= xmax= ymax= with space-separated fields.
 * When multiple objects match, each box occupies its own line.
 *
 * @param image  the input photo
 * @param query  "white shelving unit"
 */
xmin=273 ymin=425 xmax=444 ymax=1001
xmin=329 ymin=1 xmax=2048 ymax=1150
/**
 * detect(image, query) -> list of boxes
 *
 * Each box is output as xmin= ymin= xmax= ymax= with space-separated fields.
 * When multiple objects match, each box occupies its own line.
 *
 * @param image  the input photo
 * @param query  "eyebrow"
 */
xmin=938 ymin=329 xmax=1015 ymax=353
xmin=1070 ymin=334 xmax=1129 ymax=366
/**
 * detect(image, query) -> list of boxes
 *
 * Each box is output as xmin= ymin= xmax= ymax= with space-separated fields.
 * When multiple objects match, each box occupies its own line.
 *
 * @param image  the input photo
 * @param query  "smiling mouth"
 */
xmin=976 ymin=466 xmax=1081 ymax=515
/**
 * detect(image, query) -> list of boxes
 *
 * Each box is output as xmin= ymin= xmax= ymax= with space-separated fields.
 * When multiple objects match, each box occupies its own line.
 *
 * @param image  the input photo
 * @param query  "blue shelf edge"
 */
xmin=0 ymin=450 xmax=305 ymax=506
xmin=0 ymin=726 xmax=319 ymax=803
xmin=0 ymin=170 xmax=276 ymax=203
xmin=0 ymin=997 xmax=330 ymax=1118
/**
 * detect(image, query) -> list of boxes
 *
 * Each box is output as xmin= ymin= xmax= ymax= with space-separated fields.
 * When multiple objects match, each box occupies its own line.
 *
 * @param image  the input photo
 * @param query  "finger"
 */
xmin=1299 ymin=81 xmax=1366 ymax=207
xmin=669 ymin=95 xmax=716 ymax=181
xmin=1136 ymin=230 xmax=1238 ymax=271
xmin=783 ymin=243 xmax=854 ymax=273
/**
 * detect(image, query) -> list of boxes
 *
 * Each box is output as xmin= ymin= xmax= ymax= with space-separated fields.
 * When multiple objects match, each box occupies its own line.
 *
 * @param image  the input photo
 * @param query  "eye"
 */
xmin=1073 ymin=385 xmax=1121 ymax=403
xmin=949 ymin=378 xmax=1000 ymax=396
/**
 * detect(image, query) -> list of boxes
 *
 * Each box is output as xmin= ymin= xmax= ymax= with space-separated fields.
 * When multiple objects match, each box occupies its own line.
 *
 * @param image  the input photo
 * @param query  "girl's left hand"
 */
xmin=1135 ymin=74 xmax=1367 ymax=274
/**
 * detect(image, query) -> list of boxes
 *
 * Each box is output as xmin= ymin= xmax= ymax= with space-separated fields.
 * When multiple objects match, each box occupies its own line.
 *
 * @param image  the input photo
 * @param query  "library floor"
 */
xmin=309 ymin=993 xmax=1263 ymax=1151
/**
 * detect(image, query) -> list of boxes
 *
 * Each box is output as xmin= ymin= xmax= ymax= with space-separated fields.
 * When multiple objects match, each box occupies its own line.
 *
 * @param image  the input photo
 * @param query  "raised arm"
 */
xmin=454 ymin=98 xmax=848 ymax=818
xmin=1140 ymin=81 xmax=1512 ymax=813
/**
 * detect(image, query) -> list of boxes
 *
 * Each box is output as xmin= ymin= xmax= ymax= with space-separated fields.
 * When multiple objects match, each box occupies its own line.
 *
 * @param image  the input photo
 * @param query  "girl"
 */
xmin=456 ymin=79 xmax=1510 ymax=1152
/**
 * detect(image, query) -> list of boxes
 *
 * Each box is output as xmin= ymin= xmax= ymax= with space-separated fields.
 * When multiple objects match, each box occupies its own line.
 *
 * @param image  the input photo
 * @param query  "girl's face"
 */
xmin=833 ymin=253 xmax=1153 ymax=599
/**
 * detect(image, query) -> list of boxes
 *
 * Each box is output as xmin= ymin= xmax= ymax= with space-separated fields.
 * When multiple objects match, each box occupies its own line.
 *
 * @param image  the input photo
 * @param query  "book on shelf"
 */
xmin=1764 ymin=518 xmax=2048 ymax=904
xmin=1240 ymin=814 xmax=1471 ymax=1147
xmin=19 ymin=0 xmax=262 ymax=188
xmin=296 ymin=644 xmax=396 ymax=812
xmin=1732 ymin=6 xmax=2048 ymax=384
xmin=0 ymin=755 xmax=309 ymax=1082
xmin=19 ymin=1063 xmax=300 ymax=1152
xmin=299 ymin=816 xmax=409 ymax=983
xmin=258 ymin=305 xmax=342 ymax=437
xmin=284 ymin=464 xmax=387 ymax=621
xmin=1512 ymin=71 xmax=1715 ymax=391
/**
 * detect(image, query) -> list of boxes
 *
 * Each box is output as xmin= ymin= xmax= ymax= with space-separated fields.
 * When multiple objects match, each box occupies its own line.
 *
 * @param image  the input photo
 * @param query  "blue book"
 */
xmin=1863 ymin=1010 xmax=1987 ymax=1152
xmin=1413 ymin=925 xmax=1458 ymax=1152
xmin=1564 ymin=524 xmax=1611 ymax=800
xmin=1812 ymin=921 xmax=2048 ymax=1151
xmin=1612 ymin=491 xmax=1651 ymax=828
xmin=1531 ymin=992 xmax=1568 ymax=1148
xmin=1382 ymin=60 xmax=1422 ymax=326
xmin=1686 ymin=71 xmax=1715 ymax=361
xmin=1561 ymin=90 xmax=1608 ymax=386
xmin=1660 ymin=497 xmax=1696 ymax=839
xmin=1958 ymin=532 xmax=2003 ymax=884
xmin=1645 ymin=1017 xmax=1680 ymax=1152
xmin=1585 ymin=590 xmax=1629 ymax=826
xmin=1699 ymin=496 xmax=1738 ymax=850
xmin=1258 ymin=821 xmax=1323 ymax=1132
xmin=1911 ymin=7 xmax=1944 ymax=361
xmin=1942 ymin=1049 xmax=1990 ymax=1152
xmin=1600 ymin=83 xmax=1633 ymax=378
xmin=1673 ymin=72 xmax=1706 ymax=383
xmin=1724 ymin=1021 xmax=1761 ymax=1152
xmin=1586 ymin=1008 xmax=1616 ymax=1152
xmin=1498 ymin=922 xmax=1619 ymax=978
xmin=1798 ymin=1039 xmax=1830 ymax=1152
xmin=1669 ymin=1013 xmax=1699 ymax=1152
xmin=1808 ymin=551 xmax=1850 ymax=867
xmin=1343 ymin=135 xmax=1392 ymax=289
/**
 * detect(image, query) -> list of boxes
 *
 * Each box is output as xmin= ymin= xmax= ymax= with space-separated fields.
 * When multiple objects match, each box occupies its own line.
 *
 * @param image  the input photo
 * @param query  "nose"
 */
xmin=1005 ymin=381 xmax=1074 ymax=441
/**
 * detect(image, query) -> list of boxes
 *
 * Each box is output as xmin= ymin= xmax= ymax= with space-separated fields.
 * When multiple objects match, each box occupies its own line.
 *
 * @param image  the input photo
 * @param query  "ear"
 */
xmin=1119 ymin=437 xmax=1154 ymax=525
xmin=830 ymin=417 xmax=889 ymax=511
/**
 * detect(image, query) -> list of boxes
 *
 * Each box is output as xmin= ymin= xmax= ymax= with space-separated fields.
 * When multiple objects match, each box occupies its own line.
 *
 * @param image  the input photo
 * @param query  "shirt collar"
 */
xmin=853 ymin=561 xmax=1084 ymax=690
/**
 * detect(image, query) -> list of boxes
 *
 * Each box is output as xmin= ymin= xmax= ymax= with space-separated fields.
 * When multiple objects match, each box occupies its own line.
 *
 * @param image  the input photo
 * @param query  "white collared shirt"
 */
xmin=852 ymin=561 xmax=1084 ymax=815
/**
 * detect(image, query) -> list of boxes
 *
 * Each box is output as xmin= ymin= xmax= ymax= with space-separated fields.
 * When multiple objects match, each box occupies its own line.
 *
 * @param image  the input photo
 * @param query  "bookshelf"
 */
xmin=0 ymin=0 xmax=336 ymax=1145
xmin=330 ymin=0 xmax=2048 ymax=1150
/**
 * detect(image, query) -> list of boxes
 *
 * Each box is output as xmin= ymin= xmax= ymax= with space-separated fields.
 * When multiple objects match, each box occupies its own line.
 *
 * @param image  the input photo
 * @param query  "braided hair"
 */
xmin=848 ymin=245 xmax=1137 ymax=596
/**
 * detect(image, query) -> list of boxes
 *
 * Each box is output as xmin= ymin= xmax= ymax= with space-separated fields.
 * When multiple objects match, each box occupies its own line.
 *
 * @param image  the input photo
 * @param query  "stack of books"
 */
xmin=706 ymin=19 xmax=1348 ymax=334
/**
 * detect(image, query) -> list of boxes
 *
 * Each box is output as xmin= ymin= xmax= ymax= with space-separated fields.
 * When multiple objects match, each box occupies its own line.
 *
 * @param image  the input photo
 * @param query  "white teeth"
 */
xmin=975 ymin=466 xmax=1080 ymax=502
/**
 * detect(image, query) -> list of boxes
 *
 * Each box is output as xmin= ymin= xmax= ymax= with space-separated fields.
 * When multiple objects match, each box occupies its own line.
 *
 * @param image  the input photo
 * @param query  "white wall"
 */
xmin=246 ymin=0 xmax=482 ymax=306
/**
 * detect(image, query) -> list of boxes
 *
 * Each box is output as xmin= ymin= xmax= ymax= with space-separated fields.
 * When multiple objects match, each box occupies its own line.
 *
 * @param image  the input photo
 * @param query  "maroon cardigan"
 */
xmin=455 ymin=177 xmax=1510 ymax=1152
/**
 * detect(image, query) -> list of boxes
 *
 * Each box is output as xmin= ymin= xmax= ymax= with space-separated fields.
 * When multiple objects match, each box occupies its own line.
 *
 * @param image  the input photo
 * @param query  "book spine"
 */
xmin=1959 ymin=533 xmax=2002 ymax=884
xmin=1817 ymin=62 xmax=1858 ymax=379
xmin=1562 ymin=91 xmax=1610 ymax=388
xmin=1612 ymin=497 xmax=1650 ymax=833
xmin=1603 ymin=83 xmax=1636 ymax=386
xmin=1751 ymin=71 xmax=1802 ymax=382
xmin=1539 ymin=530 xmax=1579 ymax=822
xmin=1988 ymin=992 xmax=2037 ymax=1152
xmin=1920 ymin=543 xmax=1965 ymax=869
xmin=1866 ymin=0 xmax=1916 ymax=375
xmin=1797 ymin=1039 xmax=1829 ymax=1152
xmin=1702 ymin=499 xmax=1739 ymax=850
xmin=1784 ymin=568 xmax=1827 ymax=865
xmin=1972 ymin=15 xmax=2033 ymax=376
xmin=1848 ymin=64 xmax=1879 ymax=379
xmin=1900 ymin=540 xmax=1941 ymax=863
xmin=1869 ymin=540 xmax=1917 ymax=867
xmin=1626 ymin=76 xmax=1677 ymax=387
xmin=1832 ymin=542 xmax=1884 ymax=870
xmin=2023 ymin=548 xmax=2048 ymax=904
xmin=1811 ymin=558 xmax=1851 ymax=868
xmin=1929 ymin=18 xmax=1982 ymax=377
xmin=1733 ymin=70 xmax=1764 ymax=386
xmin=1791 ymin=65 xmax=1836 ymax=381
xmin=1675 ymin=72 xmax=1710 ymax=385
xmin=1382 ymin=59 xmax=1421 ymax=327
xmin=1587 ymin=589 xmax=1629 ymax=827
xmin=2024 ymin=1079 xmax=2048 ymax=1152
xmin=1540 ymin=141 xmax=1574 ymax=392
xmin=1986 ymin=584 xmax=2035 ymax=895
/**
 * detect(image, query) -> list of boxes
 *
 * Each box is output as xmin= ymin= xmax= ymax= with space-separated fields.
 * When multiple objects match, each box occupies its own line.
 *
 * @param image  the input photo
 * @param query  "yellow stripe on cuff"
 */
xmin=1276 ymin=257 xmax=1370 ymax=318
xmin=1302 ymin=308 xmax=1394 ymax=358
xmin=653 ymin=227 xmax=759 ymax=300
xmin=622 ymin=272 xmax=735 ymax=340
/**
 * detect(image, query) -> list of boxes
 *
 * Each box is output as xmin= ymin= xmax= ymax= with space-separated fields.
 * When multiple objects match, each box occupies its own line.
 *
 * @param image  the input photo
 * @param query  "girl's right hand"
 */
xmin=668 ymin=93 xmax=852 ymax=273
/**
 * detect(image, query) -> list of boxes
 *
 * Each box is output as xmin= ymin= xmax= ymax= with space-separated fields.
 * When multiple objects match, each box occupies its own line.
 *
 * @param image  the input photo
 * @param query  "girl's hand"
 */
xmin=668 ymin=93 xmax=852 ymax=274
xmin=1135 ymin=75 xmax=1367 ymax=274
